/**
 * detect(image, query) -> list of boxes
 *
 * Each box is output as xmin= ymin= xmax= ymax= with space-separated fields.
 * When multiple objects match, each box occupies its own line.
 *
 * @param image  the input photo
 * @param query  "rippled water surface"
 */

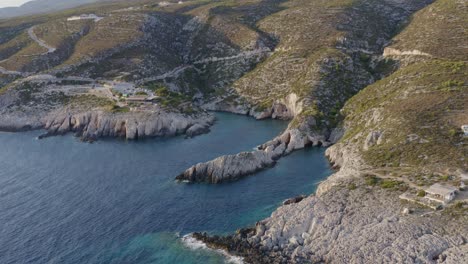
xmin=0 ymin=113 xmax=332 ymax=264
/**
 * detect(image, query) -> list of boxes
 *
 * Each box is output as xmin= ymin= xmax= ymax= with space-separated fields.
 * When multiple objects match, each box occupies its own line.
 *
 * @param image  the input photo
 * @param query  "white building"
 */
xmin=67 ymin=14 xmax=103 ymax=22
xmin=425 ymin=183 xmax=458 ymax=204
xmin=462 ymin=125 xmax=468 ymax=137
xmin=159 ymin=2 xmax=171 ymax=7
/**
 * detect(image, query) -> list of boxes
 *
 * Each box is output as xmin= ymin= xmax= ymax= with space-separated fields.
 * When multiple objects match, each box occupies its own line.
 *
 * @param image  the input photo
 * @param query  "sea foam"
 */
xmin=181 ymin=234 xmax=244 ymax=264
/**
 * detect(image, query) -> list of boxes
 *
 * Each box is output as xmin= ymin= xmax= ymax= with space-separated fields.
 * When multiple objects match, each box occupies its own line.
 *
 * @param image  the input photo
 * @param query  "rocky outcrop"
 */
xmin=282 ymin=195 xmax=306 ymax=205
xmin=247 ymin=93 xmax=303 ymax=121
xmin=176 ymin=128 xmax=330 ymax=183
xmin=320 ymin=140 xmax=366 ymax=195
xmin=202 ymin=99 xmax=250 ymax=115
xmin=185 ymin=123 xmax=210 ymax=138
xmin=176 ymin=150 xmax=278 ymax=183
xmin=40 ymin=109 xmax=214 ymax=141
xmin=194 ymin=185 xmax=468 ymax=264
xmin=363 ymin=130 xmax=383 ymax=150
xmin=192 ymin=134 xmax=467 ymax=263
xmin=383 ymin=47 xmax=432 ymax=58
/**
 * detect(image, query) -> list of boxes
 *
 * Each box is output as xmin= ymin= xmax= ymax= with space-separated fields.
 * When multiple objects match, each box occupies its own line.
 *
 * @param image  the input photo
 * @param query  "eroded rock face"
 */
xmin=39 ymin=109 xmax=214 ymax=141
xmin=202 ymin=99 xmax=251 ymax=115
xmin=363 ymin=130 xmax=383 ymax=150
xmin=248 ymin=94 xmax=302 ymax=121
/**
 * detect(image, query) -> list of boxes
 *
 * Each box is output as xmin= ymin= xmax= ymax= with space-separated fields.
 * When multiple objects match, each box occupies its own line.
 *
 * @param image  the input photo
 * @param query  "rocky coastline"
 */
xmin=0 ymin=107 xmax=215 ymax=141
xmin=191 ymin=184 xmax=467 ymax=263
xmin=187 ymin=143 xmax=468 ymax=263
xmin=41 ymin=108 xmax=215 ymax=141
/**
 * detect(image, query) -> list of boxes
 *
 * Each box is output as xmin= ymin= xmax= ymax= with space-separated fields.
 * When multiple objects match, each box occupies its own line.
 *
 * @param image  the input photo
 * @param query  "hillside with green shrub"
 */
xmin=336 ymin=0 xmax=467 ymax=185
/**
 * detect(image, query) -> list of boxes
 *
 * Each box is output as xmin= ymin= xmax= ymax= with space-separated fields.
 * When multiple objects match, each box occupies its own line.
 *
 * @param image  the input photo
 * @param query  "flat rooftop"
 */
xmin=425 ymin=183 xmax=457 ymax=196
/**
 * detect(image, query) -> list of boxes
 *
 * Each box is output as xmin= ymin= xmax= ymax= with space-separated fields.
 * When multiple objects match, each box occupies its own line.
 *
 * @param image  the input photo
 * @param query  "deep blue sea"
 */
xmin=0 ymin=113 xmax=332 ymax=264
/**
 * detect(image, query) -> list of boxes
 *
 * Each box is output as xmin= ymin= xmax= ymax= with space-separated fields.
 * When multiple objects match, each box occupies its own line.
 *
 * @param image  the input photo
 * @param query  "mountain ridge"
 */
xmin=0 ymin=0 xmax=127 ymax=19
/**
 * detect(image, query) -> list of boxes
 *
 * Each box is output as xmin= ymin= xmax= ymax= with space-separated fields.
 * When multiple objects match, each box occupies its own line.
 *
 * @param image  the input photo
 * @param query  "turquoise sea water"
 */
xmin=0 ymin=113 xmax=332 ymax=264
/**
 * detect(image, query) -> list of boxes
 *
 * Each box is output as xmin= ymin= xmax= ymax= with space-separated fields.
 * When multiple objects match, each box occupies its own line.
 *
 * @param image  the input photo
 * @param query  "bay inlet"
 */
xmin=0 ymin=113 xmax=332 ymax=263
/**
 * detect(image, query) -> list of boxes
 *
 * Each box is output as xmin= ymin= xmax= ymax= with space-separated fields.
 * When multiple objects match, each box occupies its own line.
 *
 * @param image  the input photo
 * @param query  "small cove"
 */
xmin=0 ymin=112 xmax=332 ymax=264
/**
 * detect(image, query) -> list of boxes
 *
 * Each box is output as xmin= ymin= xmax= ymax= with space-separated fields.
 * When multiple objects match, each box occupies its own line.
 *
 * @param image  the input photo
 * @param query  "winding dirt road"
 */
xmin=27 ymin=26 xmax=56 ymax=55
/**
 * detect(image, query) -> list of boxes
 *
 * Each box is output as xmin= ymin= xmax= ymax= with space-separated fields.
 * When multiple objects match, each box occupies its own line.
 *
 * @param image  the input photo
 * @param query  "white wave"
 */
xmin=181 ymin=234 xmax=245 ymax=264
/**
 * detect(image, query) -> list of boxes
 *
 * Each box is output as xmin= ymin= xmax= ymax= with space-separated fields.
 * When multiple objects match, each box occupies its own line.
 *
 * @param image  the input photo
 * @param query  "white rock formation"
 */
xmin=176 ymin=128 xmax=329 ymax=183
xmin=41 ymin=109 xmax=214 ymax=141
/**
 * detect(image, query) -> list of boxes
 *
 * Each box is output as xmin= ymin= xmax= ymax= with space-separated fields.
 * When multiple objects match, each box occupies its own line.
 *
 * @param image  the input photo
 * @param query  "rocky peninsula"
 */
xmin=176 ymin=127 xmax=332 ymax=183
xmin=0 ymin=77 xmax=214 ymax=141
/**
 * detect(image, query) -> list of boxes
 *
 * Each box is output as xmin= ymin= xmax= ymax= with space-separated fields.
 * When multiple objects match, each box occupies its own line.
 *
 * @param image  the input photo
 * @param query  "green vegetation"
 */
xmin=440 ymin=175 xmax=450 ymax=181
xmin=441 ymin=80 xmax=464 ymax=88
xmin=341 ymin=59 xmax=467 ymax=171
xmin=111 ymin=89 xmax=123 ymax=97
xmin=364 ymin=175 xmax=404 ymax=190
xmin=146 ymin=83 xmax=168 ymax=94
xmin=66 ymin=94 xmax=114 ymax=109
xmin=147 ymin=83 xmax=193 ymax=111
xmin=444 ymin=201 xmax=467 ymax=218
xmin=454 ymin=201 xmax=464 ymax=209
xmin=289 ymin=104 xmax=324 ymax=130
xmin=0 ymin=0 xmax=145 ymax=71
xmin=417 ymin=190 xmax=426 ymax=197
xmin=365 ymin=175 xmax=378 ymax=186
xmin=380 ymin=180 xmax=401 ymax=189
xmin=109 ymin=104 xmax=130 ymax=113
xmin=59 ymin=80 xmax=92 ymax=86
xmin=0 ymin=83 xmax=12 ymax=95
xmin=390 ymin=0 xmax=467 ymax=61
xmin=336 ymin=0 xmax=467 ymax=188
xmin=254 ymin=99 xmax=273 ymax=112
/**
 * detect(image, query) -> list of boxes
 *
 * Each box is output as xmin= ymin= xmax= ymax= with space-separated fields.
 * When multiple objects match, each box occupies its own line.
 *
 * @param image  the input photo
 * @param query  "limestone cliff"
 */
xmin=41 ymin=109 xmax=214 ymax=141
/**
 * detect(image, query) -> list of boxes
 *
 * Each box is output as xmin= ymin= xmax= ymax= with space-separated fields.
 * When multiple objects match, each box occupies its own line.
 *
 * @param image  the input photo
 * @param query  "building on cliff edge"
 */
xmin=425 ymin=184 xmax=458 ymax=204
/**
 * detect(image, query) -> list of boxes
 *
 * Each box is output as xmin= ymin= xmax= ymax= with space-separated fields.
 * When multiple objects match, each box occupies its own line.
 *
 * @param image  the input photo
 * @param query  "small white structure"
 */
xmin=67 ymin=14 xmax=103 ymax=22
xmin=460 ymin=172 xmax=468 ymax=190
xmin=425 ymin=183 xmax=458 ymax=204
xmin=462 ymin=125 xmax=468 ymax=137
xmin=159 ymin=1 xmax=172 ymax=7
